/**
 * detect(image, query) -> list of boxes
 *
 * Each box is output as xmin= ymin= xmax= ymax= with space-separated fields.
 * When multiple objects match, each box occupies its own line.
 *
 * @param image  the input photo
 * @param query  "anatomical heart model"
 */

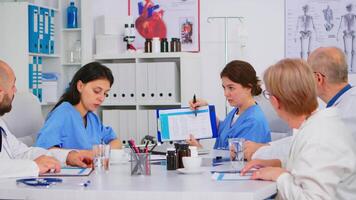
xmin=135 ymin=0 xmax=167 ymax=39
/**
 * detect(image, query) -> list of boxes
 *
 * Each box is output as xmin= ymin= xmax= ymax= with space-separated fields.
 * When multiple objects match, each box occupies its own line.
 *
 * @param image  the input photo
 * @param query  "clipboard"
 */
xmin=157 ymin=105 xmax=218 ymax=142
xmin=40 ymin=167 xmax=93 ymax=177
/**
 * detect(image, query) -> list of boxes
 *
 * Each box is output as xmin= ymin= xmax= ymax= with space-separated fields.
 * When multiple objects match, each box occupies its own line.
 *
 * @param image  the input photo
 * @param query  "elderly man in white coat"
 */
xmin=245 ymin=47 xmax=356 ymax=162
xmin=0 ymin=60 xmax=92 ymax=178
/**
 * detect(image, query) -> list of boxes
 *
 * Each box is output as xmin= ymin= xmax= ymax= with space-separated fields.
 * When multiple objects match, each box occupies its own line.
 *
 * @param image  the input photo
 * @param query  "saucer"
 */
xmin=177 ymin=168 xmax=204 ymax=174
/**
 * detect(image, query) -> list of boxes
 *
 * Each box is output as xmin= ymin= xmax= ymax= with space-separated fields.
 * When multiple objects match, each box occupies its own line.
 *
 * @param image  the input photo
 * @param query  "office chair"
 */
xmin=2 ymin=91 xmax=44 ymax=146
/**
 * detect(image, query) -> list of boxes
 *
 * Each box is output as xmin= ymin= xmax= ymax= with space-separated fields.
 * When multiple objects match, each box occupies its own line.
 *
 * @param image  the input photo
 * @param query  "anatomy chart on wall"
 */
xmin=129 ymin=0 xmax=200 ymax=52
xmin=286 ymin=1 xmax=356 ymax=73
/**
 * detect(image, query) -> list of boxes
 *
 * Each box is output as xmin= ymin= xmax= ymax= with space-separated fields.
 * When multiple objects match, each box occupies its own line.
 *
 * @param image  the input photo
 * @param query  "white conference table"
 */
xmin=0 ymin=151 xmax=276 ymax=200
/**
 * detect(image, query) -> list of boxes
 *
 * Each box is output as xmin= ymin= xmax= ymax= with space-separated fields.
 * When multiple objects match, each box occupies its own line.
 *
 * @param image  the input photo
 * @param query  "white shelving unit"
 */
xmin=95 ymin=52 xmax=202 ymax=144
xmin=0 ymin=0 xmax=91 ymax=108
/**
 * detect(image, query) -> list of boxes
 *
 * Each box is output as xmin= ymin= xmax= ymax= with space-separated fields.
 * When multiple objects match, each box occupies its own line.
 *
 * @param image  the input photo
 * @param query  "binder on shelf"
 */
xmin=155 ymin=63 xmax=165 ymax=101
xmin=128 ymin=110 xmax=137 ymax=142
xmin=164 ymin=62 xmax=179 ymax=102
xmin=39 ymin=7 xmax=50 ymax=54
xmin=128 ymin=64 xmax=136 ymax=102
xmin=37 ymin=56 xmax=43 ymax=102
xmin=119 ymin=110 xmax=129 ymax=145
xmin=155 ymin=62 xmax=179 ymax=102
xmin=118 ymin=63 xmax=136 ymax=103
xmin=103 ymin=64 xmax=119 ymax=104
xmin=28 ymin=56 xmax=43 ymax=102
xmin=136 ymin=63 xmax=148 ymax=102
xmin=49 ymin=9 xmax=55 ymax=54
xmin=147 ymin=63 xmax=157 ymax=102
xmin=148 ymin=110 xmax=158 ymax=137
xmin=28 ymin=5 xmax=39 ymax=53
xmin=28 ymin=56 xmax=36 ymax=91
xmin=137 ymin=110 xmax=149 ymax=143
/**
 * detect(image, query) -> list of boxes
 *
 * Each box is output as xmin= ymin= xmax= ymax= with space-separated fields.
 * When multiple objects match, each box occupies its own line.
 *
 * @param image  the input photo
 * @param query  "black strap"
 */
xmin=0 ymin=126 xmax=4 ymax=152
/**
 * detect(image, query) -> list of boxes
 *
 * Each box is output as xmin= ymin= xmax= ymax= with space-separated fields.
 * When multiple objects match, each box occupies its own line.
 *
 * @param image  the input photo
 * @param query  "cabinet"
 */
xmin=95 ymin=52 xmax=201 ymax=144
xmin=0 ymin=0 xmax=91 ymax=106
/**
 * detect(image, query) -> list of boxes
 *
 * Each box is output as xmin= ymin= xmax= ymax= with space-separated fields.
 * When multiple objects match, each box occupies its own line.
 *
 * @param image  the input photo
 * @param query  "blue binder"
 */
xmin=37 ymin=57 xmax=43 ymax=101
xmin=28 ymin=5 xmax=39 ymax=53
xmin=49 ymin=9 xmax=55 ymax=54
xmin=28 ymin=56 xmax=36 ymax=90
xmin=39 ymin=7 xmax=50 ymax=54
xmin=28 ymin=56 xmax=43 ymax=102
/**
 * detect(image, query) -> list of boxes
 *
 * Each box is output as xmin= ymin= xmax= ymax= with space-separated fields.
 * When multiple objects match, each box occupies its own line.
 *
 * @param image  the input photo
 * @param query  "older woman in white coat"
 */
xmin=241 ymin=58 xmax=356 ymax=199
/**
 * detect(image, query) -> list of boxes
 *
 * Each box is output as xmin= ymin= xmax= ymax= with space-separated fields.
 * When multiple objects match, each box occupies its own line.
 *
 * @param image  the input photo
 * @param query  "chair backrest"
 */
xmin=255 ymin=96 xmax=292 ymax=141
xmin=2 ymin=91 xmax=44 ymax=146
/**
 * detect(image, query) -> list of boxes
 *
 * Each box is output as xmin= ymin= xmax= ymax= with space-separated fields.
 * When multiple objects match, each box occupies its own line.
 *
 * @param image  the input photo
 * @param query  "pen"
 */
xmin=149 ymin=142 xmax=158 ymax=152
xmin=193 ymin=94 xmax=197 ymax=117
xmin=210 ymin=170 xmax=254 ymax=175
xmin=144 ymin=140 xmax=149 ymax=153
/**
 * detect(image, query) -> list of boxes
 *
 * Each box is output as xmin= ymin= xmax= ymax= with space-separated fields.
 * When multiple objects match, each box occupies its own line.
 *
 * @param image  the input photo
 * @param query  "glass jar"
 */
xmin=145 ymin=38 xmax=152 ymax=53
xmin=177 ymin=144 xmax=191 ymax=169
xmin=176 ymin=38 xmax=181 ymax=52
xmin=166 ymin=148 xmax=177 ymax=170
xmin=160 ymin=38 xmax=169 ymax=52
xmin=170 ymin=38 xmax=177 ymax=52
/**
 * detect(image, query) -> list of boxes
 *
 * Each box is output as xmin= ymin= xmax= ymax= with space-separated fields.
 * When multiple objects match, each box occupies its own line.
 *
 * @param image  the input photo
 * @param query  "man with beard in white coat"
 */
xmin=0 ymin=60 xmax=92 ymax=178
xmin=245 ymin=47 xmax=356 ymax=162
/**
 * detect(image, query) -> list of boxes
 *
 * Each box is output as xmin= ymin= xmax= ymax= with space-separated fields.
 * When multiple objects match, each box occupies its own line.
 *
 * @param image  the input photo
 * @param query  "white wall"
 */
xmin=200 ymin=0 xmax=285 ymax=117
xmin=91 ymin=0 xmax=285 ymax=117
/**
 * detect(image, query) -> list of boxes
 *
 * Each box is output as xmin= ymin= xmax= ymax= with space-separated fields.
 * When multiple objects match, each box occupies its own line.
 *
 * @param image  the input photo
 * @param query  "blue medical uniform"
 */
xmin=35 ymin=102 xmax=117 ymax=150
xmin=213 ymin=105 xmax=271 ymax=149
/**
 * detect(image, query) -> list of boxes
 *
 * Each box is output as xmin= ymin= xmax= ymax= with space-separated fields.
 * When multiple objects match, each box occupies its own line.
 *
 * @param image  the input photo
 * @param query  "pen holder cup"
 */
xmin=130 ymin=151 xmax=151 ymax=176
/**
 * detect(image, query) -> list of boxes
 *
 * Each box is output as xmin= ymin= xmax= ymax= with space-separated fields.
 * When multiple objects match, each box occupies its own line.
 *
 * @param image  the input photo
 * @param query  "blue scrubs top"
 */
xmin=35 ymin=102 xmax=117 ymax=150
xmin=213 ymin=104 xmax=271 ymax=149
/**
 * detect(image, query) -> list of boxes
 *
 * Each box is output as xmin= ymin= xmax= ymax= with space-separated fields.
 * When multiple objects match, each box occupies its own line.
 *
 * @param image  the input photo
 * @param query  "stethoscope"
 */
xmin=16 ymin=178 xmax=63 ymax=187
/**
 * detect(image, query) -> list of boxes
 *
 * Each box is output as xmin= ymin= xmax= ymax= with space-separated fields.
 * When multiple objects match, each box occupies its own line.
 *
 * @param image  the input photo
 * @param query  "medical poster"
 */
xmin=129 ymin=0 xmax=200 ymax=52
xmin=285 ymin=0 xmax=356 ymax=73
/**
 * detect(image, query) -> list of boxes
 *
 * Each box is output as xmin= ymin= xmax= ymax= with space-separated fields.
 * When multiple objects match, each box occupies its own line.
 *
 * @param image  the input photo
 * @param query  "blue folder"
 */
xmin=157 ymin=105 xmax=218 ymax=142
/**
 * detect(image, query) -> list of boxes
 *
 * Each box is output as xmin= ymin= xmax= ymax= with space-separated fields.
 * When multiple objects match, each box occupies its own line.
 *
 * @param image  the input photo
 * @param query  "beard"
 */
xmin=0 ymin=93 xmax=12 ymax=116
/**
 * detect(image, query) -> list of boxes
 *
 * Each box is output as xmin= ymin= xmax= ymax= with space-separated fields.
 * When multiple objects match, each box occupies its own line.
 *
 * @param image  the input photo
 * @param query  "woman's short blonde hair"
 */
xmin=263 ymin=58 xmax=318 ymax=116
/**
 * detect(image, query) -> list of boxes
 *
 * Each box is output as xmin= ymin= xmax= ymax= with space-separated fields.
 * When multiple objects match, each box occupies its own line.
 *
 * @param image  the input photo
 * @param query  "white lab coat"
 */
xmin=276 ymin=107 xmax=356 ymax=199
xmin=0 ymin=118 xmax=70 ymax=179
xmin=253 ymin=86 xmax=356 ymax=164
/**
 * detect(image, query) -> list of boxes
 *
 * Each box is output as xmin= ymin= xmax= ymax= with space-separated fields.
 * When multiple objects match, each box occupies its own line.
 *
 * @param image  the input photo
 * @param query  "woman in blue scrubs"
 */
xmin=35 ymin=62 xmax=122 ymax=150
xmin=188 ymin=60 xmax=271 ymax=149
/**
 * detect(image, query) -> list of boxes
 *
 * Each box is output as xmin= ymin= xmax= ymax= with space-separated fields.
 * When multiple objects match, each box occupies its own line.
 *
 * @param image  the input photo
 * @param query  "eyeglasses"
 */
xmin=313 ymin=71 xmax=326 ymax=77
xmin=262 ymin=90 xmax=272 ymax=100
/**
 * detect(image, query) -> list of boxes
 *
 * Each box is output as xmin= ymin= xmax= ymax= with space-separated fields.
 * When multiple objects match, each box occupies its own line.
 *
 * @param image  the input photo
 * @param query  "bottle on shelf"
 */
xmin=67 ymin=40 xmax=81 ymax=63
xmin=67 ymin=1 xmax=78 ymax=28
xmin=73 ymin=40 xmax=81 ymax=63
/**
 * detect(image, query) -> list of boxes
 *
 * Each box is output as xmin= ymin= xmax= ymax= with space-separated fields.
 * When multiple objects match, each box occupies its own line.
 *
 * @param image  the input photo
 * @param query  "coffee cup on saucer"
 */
xmin=182 ymin=156 xmax=202 ymax=171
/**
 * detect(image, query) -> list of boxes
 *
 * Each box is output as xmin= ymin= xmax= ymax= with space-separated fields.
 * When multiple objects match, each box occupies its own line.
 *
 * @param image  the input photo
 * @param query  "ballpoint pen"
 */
xmin=193 ymin=94 xmax=197 ymax=117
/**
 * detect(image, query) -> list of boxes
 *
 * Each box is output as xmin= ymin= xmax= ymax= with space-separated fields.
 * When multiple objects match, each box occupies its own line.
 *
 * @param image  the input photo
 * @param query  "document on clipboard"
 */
xmin=40 ymin=167 xmax=93 ymax=177
xmin=157 ymin=105 xmax=218 ymax=142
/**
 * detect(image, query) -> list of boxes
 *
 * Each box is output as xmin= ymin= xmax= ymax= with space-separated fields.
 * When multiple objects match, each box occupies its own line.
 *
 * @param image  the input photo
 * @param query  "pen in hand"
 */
xmin=193 ymin=94 xmax=197 ymax=117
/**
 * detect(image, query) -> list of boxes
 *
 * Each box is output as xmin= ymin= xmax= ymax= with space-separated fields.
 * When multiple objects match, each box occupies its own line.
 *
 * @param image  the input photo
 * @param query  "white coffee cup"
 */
xmin=110 ymin=149 xmax=129 ymax=164
xmin=182 ymin=156 xmax=202 ymax=171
